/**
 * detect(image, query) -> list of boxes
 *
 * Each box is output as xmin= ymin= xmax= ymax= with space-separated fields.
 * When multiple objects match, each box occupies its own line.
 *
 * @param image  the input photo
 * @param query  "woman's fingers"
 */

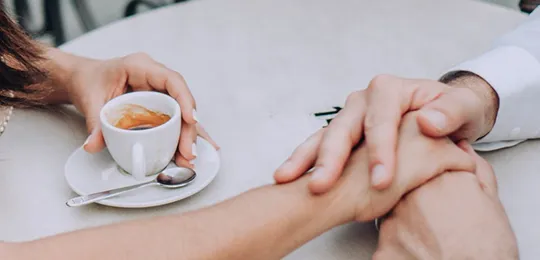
xmin=122 ymin=53 xmax=198 ymax=125
xmin=196 ymin=124 xmax=219 ymax=150
xmin=457 ymin=141 xmax=498 ymax=197
xmin=175 ymin=152 xmax=194 ymax=169
xmin=178 ymin=120 xmax=197 ymax=162
xmin=120 ymin=53 xmax=219 ymax=158
xmin=274 ymin=129 xmax=325 ymax=184
xmin=82 ymin=95 xmax=107 ymax=153
xmin=307 ymin=92 xmax=366 ymax=194
xmin=175 ymin=124 xmax=219 ymax=168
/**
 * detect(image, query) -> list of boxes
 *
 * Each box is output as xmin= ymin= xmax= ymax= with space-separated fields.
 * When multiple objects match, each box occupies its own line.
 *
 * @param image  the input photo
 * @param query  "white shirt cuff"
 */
xmin=444 ymin=46 xmax=540 ymax=148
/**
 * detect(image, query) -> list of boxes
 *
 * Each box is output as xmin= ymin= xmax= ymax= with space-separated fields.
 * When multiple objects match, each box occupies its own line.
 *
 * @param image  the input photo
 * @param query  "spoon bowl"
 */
xmin=156 ymin=167 xmax=197 ymax=188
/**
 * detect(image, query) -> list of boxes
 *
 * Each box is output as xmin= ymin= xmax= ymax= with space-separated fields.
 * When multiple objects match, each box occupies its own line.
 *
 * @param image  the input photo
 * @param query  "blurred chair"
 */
xmin=12 ymin=0 xmax=192 ymax=46
xmin=124 ymin=0 xmax=190 ymax=17
xmin=12 ymin=0 xmax=97 ymax=46
xmin=520 ymin=0 xmax=540 ymax=13
xmin=72 ymin=0 xmax=97 ymax=32
xmin=14 ymin=0 xmax=65 ymax=46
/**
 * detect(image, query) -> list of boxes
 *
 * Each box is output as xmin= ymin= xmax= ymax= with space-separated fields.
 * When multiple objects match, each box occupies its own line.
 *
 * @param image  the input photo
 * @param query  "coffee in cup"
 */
xmin=100 ymin=92 xmax=181 ymax=180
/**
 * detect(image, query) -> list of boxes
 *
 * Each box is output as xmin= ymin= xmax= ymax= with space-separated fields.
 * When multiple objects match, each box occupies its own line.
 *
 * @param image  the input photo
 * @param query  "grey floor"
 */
xmin=5 ymin=0 xmax=523 ymax=44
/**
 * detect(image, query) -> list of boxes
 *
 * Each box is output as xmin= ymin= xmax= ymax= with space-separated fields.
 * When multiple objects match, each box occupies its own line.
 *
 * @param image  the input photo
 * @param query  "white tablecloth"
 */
xmin=1 ymin=0 xmax=537 ymax=258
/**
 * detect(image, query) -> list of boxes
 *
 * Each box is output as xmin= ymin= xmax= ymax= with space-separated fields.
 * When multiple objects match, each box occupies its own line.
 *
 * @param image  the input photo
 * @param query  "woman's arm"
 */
xmin=11 ymin=175 xmax=350 ymax=260
xmin=1 ymin=112 xmax=475 ymax=259
xmin=36 ymin=47 xmax=81 ymax=104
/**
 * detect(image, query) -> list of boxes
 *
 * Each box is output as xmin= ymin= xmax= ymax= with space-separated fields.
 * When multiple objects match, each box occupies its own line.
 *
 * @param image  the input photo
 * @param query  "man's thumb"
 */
xmin=416 ymin=88 xmax=478 ymax=140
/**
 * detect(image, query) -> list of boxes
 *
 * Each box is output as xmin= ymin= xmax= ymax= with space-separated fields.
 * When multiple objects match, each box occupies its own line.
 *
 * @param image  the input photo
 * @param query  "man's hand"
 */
xmin=275 ymin=74 xmax=498 ymax=194
xmin=374 ymin=143 xmax=518 ymax=260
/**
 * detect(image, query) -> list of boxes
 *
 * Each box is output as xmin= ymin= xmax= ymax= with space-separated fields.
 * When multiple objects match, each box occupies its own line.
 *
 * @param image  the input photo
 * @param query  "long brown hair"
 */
xmin=0 ymin=0 xmax=48 ymax=107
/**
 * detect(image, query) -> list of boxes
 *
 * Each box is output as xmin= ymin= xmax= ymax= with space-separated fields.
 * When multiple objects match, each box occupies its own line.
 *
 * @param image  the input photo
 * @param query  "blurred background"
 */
xmin=2 ymin=0 xmax=191 ymax=46
xmin=0 ymin=0 xmax=527 ymax=46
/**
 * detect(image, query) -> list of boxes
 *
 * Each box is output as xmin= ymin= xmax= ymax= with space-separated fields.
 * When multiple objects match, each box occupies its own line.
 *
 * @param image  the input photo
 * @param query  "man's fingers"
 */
xmin=364 ymin=77 xmax=446 ymax=190
xmin=178 ymin=121 xmax=197 ymax=162
xmin=417 ymin=88 xmax=481 ymax=141
xmin=458 ymin=141 xmax=498 ymax=197
xmin=364 ymin=76 xmax=410 ymax=190
xmin=274 ymin=129 xmax=324 ymax=184
xmin=308 ymin=92 xmax=366 ymax=194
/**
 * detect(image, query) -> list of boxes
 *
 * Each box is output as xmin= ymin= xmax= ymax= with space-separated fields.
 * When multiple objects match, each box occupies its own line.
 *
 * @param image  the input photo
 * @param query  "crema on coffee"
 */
xmin=114 ymin=104 xmax=171 ymax=130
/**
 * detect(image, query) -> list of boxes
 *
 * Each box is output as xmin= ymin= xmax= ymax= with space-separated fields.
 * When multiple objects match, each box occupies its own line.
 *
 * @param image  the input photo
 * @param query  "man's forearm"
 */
xmin=7 ymin=175 xmax=351 ymax=260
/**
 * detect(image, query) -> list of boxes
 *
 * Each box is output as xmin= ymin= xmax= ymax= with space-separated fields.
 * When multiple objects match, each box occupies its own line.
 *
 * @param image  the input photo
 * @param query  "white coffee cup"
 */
xmin=100 ymin=91 xmax=181 ymax=180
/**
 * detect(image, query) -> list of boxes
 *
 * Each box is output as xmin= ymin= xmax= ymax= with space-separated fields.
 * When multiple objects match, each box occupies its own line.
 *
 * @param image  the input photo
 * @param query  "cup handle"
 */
xmin=131 ymin=143 xmax=146 ymax=180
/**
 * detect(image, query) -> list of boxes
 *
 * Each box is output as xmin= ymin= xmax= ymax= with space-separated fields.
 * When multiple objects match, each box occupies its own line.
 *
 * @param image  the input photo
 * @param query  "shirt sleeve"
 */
xmin=442 ymin=9 xmax=540 ymax=151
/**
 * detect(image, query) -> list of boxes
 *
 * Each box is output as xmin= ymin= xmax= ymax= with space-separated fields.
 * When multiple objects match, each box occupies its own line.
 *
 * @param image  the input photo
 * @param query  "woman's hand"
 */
xmin=62 ymin=51 xmax=218 ymax=165
xmin=300 ymin=112 xmax=477 ymax=223
xmin=275 ymin=74 xmax=498 ymax=193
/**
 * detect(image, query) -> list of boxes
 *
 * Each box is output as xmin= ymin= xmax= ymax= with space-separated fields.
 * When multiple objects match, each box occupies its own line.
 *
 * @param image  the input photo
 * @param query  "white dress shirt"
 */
xmin=446 ymin=8 xmax=540 ymax=151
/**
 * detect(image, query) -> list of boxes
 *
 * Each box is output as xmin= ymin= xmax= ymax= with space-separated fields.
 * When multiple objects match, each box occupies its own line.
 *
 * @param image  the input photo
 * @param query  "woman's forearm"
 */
xmin=7 ymin=175 xmax=351 ymax=260
xmin=37 ymin=47 xmax=84 ymax=104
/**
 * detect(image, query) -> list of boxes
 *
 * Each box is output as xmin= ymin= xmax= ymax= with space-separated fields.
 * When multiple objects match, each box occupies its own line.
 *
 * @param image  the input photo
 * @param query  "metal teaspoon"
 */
xmin=66 ymin=167 xmax=196 ymax=207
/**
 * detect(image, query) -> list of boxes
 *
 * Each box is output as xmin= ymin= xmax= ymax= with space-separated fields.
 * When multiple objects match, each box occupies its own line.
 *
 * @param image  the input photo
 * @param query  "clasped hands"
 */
xmin=273 ymin=75 xmax=517 ymax=259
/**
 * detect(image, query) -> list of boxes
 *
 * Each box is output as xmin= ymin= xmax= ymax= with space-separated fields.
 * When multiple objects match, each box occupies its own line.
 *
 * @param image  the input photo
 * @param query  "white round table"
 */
xmin=1 ymin=0 xmax=537 ymax=258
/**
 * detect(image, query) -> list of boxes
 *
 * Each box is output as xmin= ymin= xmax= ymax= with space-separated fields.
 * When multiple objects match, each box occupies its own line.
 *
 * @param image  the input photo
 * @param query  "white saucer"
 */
xmin=64 ymin=137 xmax=220 ymax=208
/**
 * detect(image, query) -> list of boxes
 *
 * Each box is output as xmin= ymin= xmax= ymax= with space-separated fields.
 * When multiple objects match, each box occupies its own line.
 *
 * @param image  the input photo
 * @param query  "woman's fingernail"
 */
xmin=310 ymin=168 xmax=325 ymax=181
xmin=192 ymin=109 xmax=199 ymax=122
xmin=189 ymin=159 xmax=196 ymax=165
xmin=421 ymin=110 xmax=446 ymax=130
xmin=371 ymin=164 xmax=386 ymax=186
xmin=192 ymin=143 xmax=198 ymax=157
xmin=83 ymin=134 xmax=92 ymax=147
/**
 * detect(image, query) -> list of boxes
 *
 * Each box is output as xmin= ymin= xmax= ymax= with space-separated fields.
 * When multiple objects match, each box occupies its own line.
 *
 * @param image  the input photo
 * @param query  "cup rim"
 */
xmin=99 ymin=91 xmax=181 ymax=134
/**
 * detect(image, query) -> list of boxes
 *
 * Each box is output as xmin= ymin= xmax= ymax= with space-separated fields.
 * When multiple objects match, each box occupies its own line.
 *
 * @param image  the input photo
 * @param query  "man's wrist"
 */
xmin=386 ymin=171 xmax=518 ymax=259
xmin=440 ymin=71 xmax=499 ymax=139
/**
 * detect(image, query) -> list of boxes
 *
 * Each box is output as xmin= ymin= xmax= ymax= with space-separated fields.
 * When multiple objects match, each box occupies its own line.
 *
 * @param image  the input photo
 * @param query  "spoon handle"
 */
xmin=66 ymin=181 xmax=156 ymax=207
